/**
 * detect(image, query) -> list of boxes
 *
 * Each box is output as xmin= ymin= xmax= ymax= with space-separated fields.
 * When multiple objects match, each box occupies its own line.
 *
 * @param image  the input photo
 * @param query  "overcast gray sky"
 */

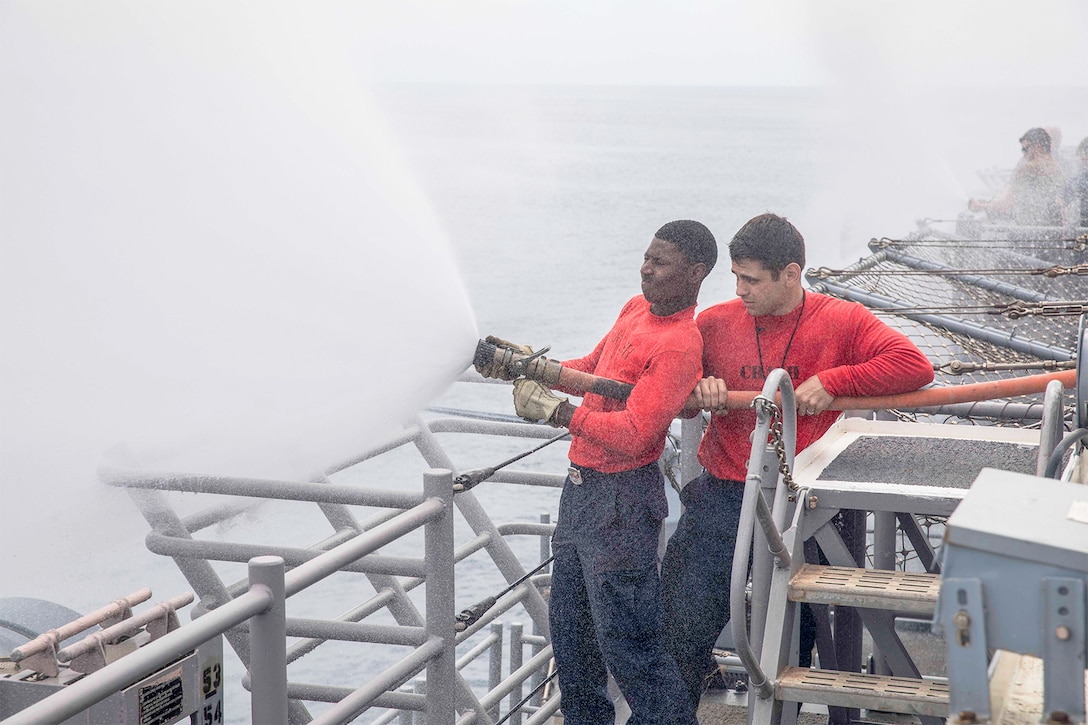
xmin=341 ymin=0 xmax=1087 ymax=87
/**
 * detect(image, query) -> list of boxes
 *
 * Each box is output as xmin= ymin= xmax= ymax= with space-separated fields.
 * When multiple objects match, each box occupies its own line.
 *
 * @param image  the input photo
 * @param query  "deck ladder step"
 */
xmin=776 ymin=666 xmax=950 ymax=718
xmin=788 ymin=564 xmax=941 ymax=615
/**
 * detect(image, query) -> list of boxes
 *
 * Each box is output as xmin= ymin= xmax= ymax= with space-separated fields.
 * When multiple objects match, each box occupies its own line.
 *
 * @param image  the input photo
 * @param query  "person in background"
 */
xmin=478 ymin=220 xmax=717 ymax=724
xmin=660 ymin=213 xmax=934 ymax=707
xmin=1045 ymin=125 xmax=1080 ymax=177
xmin=1055 ymin=136 xmax=1088 ymax=229
xmin=968 ymin=127 xmax=1065 ymax=226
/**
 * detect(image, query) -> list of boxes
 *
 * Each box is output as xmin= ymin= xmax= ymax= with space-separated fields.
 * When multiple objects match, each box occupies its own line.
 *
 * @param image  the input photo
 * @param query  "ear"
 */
xmin=783 ymin=262 xmax=802 ymax=285
xmin=689 ymin=261 xmax=708 ymax=283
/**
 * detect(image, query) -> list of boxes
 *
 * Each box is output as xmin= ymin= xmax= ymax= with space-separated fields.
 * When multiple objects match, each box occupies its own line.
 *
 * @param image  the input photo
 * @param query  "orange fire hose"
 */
xmin=473 ymin=339 xmax=1076 ymax=412
xmin=717 ymin=368 xmax=1076 ymax=412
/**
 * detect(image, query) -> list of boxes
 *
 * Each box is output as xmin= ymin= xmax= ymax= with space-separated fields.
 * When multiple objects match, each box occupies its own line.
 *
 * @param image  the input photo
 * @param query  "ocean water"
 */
xmin=7 ymin=82 xmax=1088 ymax=723
xmin=381 ymin=84 xmax=831 ymax=357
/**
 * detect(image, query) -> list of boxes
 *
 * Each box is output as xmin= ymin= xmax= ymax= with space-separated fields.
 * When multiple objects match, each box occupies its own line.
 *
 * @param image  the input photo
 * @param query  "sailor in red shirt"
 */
xmin=660 ymin=213 xmax=934 ymax=707
xmin=491 ymin=220 xmax=717 ymax=725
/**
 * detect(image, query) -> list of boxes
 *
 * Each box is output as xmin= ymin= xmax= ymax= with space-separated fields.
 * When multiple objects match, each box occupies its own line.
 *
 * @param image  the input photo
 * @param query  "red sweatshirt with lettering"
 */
xmin=557 ymin=295 xmax=703 ymax=474
xmin=696 ymin=293 xmax=934 ymax=481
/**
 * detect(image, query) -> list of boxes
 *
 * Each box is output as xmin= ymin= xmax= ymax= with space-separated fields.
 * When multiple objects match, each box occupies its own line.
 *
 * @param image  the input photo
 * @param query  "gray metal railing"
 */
xmin=4 ymin=557 xmax=282 ymax=724
xmin=5 ymin=473 xmax=458 ymax=724
xmin=2 ymin=379 xmax=575 ymax=724
xmin=729 ymin=368 xmax=798 ymax=699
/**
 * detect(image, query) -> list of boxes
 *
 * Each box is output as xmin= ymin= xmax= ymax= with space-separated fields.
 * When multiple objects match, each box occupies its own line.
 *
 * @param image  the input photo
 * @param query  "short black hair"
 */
xmin=1020 ymin=127 xmax=1052 ymax=152
xmin=654 ymin=220 xmax=718 ymax=274
xmin=728 ymin=213 xmax=805 ymax=275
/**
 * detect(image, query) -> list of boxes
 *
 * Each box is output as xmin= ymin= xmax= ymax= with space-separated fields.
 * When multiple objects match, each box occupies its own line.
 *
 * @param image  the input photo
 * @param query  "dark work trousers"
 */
xmin=662 ymin=472 xmax=821 ymax=706
xmin=549 ymin=461 xmax=697 ymax=725
xmin=660 ymin=471 xmax=746 ymax=706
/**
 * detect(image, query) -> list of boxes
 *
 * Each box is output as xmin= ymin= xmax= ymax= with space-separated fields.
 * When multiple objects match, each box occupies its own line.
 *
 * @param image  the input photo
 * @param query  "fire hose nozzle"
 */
xmin=473 ymin=339 xmax=564 ymax=385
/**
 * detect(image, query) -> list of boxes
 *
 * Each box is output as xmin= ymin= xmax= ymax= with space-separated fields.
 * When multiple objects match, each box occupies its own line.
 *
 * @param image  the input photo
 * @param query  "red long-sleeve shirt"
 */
xmin=558 ymin=295 xmax=703 ymax=473
xmin=697 ymin=293 xmax=934 ymax=481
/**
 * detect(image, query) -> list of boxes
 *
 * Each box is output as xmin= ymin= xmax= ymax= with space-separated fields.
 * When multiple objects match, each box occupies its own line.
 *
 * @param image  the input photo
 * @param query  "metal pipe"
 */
xmin=731 ymin=369 xmax=801 ymax=700
xmin=4 ymin=584 xmax=274 ymax=725
xmin=456 ymin=557 xmax=555 ymax=632
xmin=284 ymin=588 xmax=395 ymax=665
xmin=521 ymin=697 xmax=562 ymax=725
xmin=249 ymin=556 xmax=289 ymax=724
xmin=813 ymin=278 xmax=1075 ymax=361
xmin=871 ymin=511 xmax=897 ymax=676
xmin=284 ymin=498 xmax=444 ymax=596
xmin=103 ymin=466 xmax=426 ymax=509
xmin=1037 ymin=379 xmax=1068 ymax=475
xmin=10 ymin=589 xmax=152 ymax=664
xmin=121 ymin=487 xmax=279 ymax=716
xmin=879 ymin=248 xmax=1058 ymax=302
xmin=57 ymin=593 xmax=194 ymax=665
xmin=508 ymin=622 xmax=525 ymax=725
xmin=453 ymin=432 xmax=569 ymax=492
xmin=679 ymin=416 xmax=704 ymax=487
xmin=323 ymin=424 xmax=422 ymax=476
xmin=281 ymin=682 xmax=423 ymax=710
xmin=487 ymin=622 xmax=504 ymax=721
xmin=144 ymin=531 xmax=428 ymax=579
xmin=905 ymin=399 xmax=1045 ymax=420
xmin=1044 ymin=428 xmax=1088 ymax=479
xmin=454 ymin=627 xmax=500 ymax=670
xmin=424 ymin=469 xmax=457 ymax=725
xmin=181 ymin=500 xmax=263 ymax=534
xmin=306 ymin=638 xmax=446 ymax=725
xmin=538 ymin=514 xmax=551 ymax=572
xmin=426 ymin=417 xmax=569 ymax=439
xmin=285 ymin=619 xmax=427 ymax=646
xmin=454 ymin=584 xmax=534 ymax=641
xmin=472 ymin=645 xmax=554 ymax=718
xmin=413 ymin=420 xmax=552 ymax=641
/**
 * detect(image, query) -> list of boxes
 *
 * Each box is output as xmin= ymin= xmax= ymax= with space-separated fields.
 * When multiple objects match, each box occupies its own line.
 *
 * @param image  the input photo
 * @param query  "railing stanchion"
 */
xmin=509 ymin=622 xmax=525 ymax=725
xmin=871 ymin=511 xmax=897 ymax=675
xmin=488 ymin=622 xmax=505 ymax=720
xmin=424 ymin=468 xmax=456 ymax=724
xmin=531 ymin=512 xmax=551 ymax=709
xmin=249 ymin=555 xmax=288 ymax=724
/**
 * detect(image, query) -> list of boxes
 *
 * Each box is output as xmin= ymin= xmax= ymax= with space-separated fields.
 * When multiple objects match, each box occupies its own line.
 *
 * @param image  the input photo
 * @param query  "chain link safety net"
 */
xmin=807 ymin=222 xmax=1086 ymax=430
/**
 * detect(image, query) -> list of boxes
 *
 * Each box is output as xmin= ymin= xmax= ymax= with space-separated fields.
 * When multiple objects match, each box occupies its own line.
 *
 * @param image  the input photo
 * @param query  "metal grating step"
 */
xmin=776 ymin=666 xmax=950 ymax=717
xmin=789 ymin=564 xmax=941 ymax=615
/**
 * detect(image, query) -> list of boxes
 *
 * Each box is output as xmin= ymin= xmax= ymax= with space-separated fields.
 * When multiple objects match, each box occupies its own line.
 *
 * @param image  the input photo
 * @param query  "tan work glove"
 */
xmin=513 ymin=379 xmax=568 ymax=426
xmin=476 ymin=335 xmax=533 ymax=380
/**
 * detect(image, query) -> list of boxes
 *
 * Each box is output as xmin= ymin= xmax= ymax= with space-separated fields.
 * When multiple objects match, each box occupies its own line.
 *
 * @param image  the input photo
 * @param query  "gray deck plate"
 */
xmin=816 ymin=436 xmax=1037 ymax=488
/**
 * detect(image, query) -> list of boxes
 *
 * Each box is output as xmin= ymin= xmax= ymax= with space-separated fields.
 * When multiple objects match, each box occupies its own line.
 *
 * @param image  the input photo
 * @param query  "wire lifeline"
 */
xmin=453 ymin=431 xmax=571 ymax=492
xmin=454 ymin=555 xmax=556 ymax=632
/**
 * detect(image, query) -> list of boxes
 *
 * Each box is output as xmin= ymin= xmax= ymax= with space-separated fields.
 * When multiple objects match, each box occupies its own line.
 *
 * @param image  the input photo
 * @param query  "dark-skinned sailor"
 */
xmin=478 ymin=219 xmax=717 ymax=725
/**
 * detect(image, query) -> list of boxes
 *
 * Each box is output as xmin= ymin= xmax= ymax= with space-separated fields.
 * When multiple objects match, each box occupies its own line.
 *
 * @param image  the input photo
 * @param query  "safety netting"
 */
xmin=807 ymin=218 xmax=1087 ymax=429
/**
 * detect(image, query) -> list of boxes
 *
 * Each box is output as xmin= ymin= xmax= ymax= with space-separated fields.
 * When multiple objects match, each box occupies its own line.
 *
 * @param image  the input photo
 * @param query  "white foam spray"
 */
xmin=0 ymin=1 xmax=478 ymax=560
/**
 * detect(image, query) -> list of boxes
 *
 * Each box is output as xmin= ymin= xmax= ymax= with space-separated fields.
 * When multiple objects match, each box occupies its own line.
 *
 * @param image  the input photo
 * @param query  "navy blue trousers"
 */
xmin=549 ymin=462 xmax=697 ymax=725
xmin=660 ymin=471 xmax=745 ymax=706
xmin=661 ymin=472 xmax=818 ymax=707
